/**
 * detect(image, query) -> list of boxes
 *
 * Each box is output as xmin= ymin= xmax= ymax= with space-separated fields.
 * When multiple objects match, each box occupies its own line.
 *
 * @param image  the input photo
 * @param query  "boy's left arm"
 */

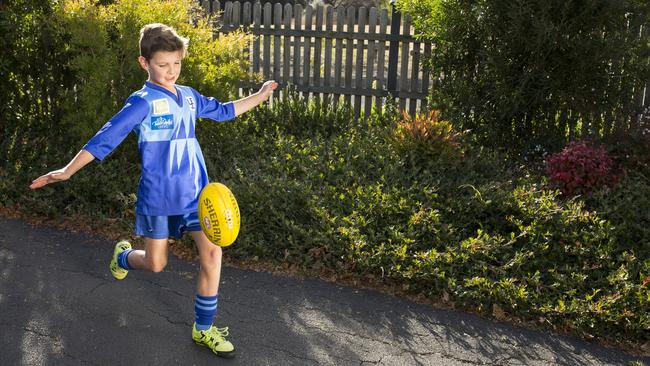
xmin=232 ymin=81 xmax=278 ymax=117
xmin=193 ymin=81 xmax=278 ymax=121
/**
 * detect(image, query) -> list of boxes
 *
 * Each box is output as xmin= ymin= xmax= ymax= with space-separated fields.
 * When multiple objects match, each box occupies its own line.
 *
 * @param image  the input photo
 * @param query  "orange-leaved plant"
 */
xmin=393 ymin=110 xmax=467 ymax=159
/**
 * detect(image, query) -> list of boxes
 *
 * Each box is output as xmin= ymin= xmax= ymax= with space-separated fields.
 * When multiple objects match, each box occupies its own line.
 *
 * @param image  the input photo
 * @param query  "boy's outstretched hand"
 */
xmin=29 ymin=149 xmax=95 ymax=190
xmin=233 ymin=80 xmax=280 ymax=116
xmin=258 ymin=80 xmax=279 ymax=101
xmin=30 ymin=169 xmax=71 ymax=189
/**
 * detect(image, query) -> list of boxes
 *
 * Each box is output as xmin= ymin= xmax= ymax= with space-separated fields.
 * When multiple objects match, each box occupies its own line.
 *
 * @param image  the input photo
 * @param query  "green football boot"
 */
xmin=192 ymin=323 xmax=235 ymax=358
xmin=109 ymin=240 xmax=132 ymax=280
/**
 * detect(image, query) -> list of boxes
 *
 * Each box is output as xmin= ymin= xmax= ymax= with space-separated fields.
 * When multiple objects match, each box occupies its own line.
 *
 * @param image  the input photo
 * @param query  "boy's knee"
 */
xmin=147 ymin=258 xmax=167 ymax=273
xmin=150 ymin=264 xmax=166 ymax=273
xmin=199 ymin=249 xmax=222 ymax=268
xmin=208 ymin=247 xmax=223 ymax=261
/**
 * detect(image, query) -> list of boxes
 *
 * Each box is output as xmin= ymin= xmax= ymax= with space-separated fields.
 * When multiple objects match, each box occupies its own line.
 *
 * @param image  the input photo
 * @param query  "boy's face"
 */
xmin=138 ymin=50 xmax=183 ymax=91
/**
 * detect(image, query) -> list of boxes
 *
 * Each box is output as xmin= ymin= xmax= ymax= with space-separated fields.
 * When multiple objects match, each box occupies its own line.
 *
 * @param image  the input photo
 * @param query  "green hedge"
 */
xmin=397 ymin=0 xmax=650 ymax=148
xmin=190 ymin=93 xmax=649 ymax=346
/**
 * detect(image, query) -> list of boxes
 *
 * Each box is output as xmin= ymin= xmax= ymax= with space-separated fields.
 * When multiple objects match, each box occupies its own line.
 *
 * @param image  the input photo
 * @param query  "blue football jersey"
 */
xmin=83 ymin=81 xmax=235 ymax=215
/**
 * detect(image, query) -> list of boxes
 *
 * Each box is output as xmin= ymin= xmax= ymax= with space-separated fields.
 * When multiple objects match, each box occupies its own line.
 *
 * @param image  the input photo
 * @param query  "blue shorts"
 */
xmin=135 ymin=212 xmax=201 ymax=239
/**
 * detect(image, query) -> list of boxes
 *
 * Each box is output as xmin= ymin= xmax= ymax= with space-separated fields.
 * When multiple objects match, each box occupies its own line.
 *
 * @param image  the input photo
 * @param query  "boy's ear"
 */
xmin=137 ymin=56 xmax=149 ymax=72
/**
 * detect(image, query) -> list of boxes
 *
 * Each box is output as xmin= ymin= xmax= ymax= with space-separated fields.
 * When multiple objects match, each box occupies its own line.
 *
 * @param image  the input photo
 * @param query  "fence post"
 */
xmin=386 ymin=0 xmax=401 ymax=100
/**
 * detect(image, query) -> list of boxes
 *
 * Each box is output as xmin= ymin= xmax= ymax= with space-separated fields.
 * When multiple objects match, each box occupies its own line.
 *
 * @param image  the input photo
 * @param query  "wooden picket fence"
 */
xmin=201 ymin=1 xmax=432 ymax=118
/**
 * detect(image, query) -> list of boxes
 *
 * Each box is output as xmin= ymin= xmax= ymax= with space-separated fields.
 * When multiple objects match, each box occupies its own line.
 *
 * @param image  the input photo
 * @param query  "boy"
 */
xmin=29 ymin=23 xmax=278 ymax=358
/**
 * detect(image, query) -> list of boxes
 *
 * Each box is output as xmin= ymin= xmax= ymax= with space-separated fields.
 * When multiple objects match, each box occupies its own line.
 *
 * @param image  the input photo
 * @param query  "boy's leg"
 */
xmin=191 ymin=230 xmax=222 ymax=295
xmin=110 ymin=237 xmax=169 ymax=280
xmin=125 ymin=237 xmax=169 ymax=272
xmin=190 ymin=230 xmax=234 ymax=357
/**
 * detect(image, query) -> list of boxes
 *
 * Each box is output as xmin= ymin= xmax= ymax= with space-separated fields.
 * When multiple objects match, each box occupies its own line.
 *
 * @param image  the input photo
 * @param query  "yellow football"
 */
xmin=198 ymin=182 xmax=240 ymax=247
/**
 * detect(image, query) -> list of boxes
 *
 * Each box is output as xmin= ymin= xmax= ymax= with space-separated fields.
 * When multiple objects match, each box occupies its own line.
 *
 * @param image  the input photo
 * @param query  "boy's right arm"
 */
xmin=30 ymin=95 xmax=149 ymax=190
xmin=30 ymin=149 xmax=96 ymax=189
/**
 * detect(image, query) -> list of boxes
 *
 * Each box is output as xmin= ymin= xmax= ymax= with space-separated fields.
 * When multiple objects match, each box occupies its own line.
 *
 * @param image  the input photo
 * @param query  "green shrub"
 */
xmin=604 ymin=112 xmax=650 ymax=177
xmin=58 ymin=0 xmax=252 ymax=141
xmin=397 ymin=0 xmax=650 ymax=148
xmin=1 ymin=0 xmax=251 ymax=217
xmin=195 ymin=91 xmax=400 ymax=268
xmin=588 ymin=176 xmax=650 ymax=254
xmin=194 ymin=94 xmax=650 ymax=344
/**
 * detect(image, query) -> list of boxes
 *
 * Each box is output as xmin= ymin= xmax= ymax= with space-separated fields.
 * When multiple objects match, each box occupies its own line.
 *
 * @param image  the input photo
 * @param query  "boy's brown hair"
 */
xmin=139 ymin=23 xmax=189 ymax=60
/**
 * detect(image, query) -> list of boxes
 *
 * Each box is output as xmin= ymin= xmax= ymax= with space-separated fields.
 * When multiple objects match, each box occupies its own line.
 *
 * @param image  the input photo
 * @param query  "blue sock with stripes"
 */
xmin=117 ymin=249 xmax=134 ymax=270
xmin=195 ymin=294 xmax=218 ymax=331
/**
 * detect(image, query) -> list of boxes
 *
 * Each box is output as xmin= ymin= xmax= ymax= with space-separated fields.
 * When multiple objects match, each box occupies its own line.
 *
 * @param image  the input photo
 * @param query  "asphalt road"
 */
xmin=0 ymin=217 xmax=647 ymax=366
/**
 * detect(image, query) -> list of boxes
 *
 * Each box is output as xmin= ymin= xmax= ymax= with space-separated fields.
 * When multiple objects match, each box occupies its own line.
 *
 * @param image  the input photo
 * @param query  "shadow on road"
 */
xmin=0 ymin=218 xmax=647 ymax=365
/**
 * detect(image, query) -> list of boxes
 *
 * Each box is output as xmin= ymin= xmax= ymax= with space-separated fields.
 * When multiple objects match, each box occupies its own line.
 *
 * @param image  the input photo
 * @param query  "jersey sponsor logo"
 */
xmin=151 ymin=114 xmax=174 ymax=130
xmin=153 ymin=99 xmax=170 ymax=115
xmin=186 ymin=96 xmax=196 ymax=111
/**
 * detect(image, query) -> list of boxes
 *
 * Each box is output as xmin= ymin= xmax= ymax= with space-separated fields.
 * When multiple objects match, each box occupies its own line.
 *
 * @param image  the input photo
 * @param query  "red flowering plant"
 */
xmin=544 ymin=141 xmax=619 ymax=197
